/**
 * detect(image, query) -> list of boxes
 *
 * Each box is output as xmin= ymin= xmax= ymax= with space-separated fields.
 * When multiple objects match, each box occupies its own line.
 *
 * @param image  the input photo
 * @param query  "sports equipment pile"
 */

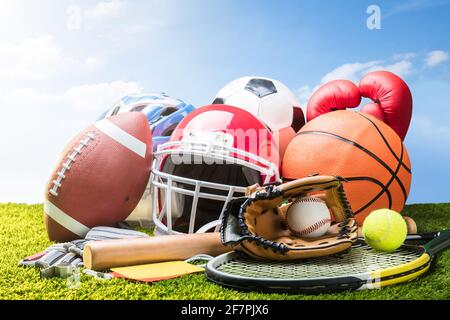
xmin=21 ymin=74 xmax=449 ymax=295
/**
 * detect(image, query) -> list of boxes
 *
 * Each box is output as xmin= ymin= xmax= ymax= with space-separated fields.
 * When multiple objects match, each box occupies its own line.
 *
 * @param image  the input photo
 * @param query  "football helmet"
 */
xmin=151 ymin=104 xmax=281 ymax=235
xmin=99 ymin=92 xmax=196 ymax=152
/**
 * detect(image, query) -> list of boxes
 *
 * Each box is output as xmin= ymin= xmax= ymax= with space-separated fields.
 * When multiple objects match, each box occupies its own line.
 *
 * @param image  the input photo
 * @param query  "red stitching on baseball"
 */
xmin=296 ymin=218 xmax=331 ymax=236
xmin=293 ymin=197 xmax=324 ymax=205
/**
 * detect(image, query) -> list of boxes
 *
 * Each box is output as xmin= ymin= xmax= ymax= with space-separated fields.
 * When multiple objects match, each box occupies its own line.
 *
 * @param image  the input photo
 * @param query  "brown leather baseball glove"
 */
xmin=221 ymin=175 xmax=358 ymax=260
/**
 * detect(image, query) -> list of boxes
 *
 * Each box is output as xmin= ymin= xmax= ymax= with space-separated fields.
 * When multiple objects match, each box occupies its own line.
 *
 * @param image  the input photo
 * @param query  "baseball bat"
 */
xmin=83 ymin=232 xmax=230 ymax=271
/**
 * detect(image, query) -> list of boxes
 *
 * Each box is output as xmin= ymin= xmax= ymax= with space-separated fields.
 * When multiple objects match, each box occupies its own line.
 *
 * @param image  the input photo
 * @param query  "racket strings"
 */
xmin=216 ymin=246 xmax=422 ymax=279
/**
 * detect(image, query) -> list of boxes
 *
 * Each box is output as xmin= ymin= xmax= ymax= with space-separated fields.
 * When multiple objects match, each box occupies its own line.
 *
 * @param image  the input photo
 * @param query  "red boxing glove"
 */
xmin=359 ymin=71 xmax=412 ymax=141
xmin=306 ymin=80 xmax=361 ymax=122
xmin=307 ymin=71 xmax=412 ymax=141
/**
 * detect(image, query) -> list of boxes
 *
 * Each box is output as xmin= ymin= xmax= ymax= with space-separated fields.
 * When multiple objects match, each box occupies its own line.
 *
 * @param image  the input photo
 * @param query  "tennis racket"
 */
xmin=205 ymin=228 xmax=450 ymax=294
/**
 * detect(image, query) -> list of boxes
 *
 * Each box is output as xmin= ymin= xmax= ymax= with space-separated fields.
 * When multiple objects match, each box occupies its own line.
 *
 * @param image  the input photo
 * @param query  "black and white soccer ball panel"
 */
xmin=213 ymin=76 xmax=302 ymax=131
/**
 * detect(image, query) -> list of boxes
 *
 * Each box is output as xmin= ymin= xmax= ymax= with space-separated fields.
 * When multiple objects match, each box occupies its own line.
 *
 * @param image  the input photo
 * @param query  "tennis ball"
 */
xmin=362 ymin=209 xmax=407 ymax=252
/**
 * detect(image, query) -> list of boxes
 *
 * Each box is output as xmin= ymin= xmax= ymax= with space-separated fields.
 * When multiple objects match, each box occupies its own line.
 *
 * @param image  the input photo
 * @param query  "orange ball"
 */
xmin=282 ymin=110 xmax=411 ymax=225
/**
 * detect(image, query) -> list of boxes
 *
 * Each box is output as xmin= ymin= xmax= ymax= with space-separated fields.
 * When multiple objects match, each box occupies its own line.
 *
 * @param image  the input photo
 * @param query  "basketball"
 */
xmin=281 ymin=110 xmax=412 ymax=225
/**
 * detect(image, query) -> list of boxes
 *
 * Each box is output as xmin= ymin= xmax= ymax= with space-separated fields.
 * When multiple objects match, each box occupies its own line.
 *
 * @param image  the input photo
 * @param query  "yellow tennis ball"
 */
xmin=362 ymin=209 xmax=407 ymax=252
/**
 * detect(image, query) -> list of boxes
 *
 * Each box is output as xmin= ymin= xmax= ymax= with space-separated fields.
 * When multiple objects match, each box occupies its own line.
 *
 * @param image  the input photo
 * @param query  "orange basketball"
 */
xmin=282 ymin=110 xmax=411 ymax=225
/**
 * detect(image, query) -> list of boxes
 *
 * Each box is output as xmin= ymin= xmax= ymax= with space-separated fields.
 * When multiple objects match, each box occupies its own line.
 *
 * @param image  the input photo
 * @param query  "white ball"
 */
xmin=212 ymin=76 xmax=305 ymax=157
xmin=286 ymin=197 xmax=331 ymax=238
xmin=213 ymin=76 xmax=302 ymax=132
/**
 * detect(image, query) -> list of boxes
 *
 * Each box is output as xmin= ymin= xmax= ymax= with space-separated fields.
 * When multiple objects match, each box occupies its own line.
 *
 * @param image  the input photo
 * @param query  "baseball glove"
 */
xmin=221 ymin=175 xmax=358 ymax=260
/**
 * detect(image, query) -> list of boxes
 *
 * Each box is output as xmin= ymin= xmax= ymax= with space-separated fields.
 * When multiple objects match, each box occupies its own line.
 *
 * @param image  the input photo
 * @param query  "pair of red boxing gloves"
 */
xmin=306 ymin=71 xmax=413 ymax=141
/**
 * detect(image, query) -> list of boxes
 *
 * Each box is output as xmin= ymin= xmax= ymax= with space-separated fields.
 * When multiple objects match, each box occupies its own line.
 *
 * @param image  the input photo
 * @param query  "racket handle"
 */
xmin=405 ymin=232 xmax=439 ymax=242
xmin=424 ymin=229 xmax=450 ymax=256
xmin=357 ymin=232 xmax=439 ymax=244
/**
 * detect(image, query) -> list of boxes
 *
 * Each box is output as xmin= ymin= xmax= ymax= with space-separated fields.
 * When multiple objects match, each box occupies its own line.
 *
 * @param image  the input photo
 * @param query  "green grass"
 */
xmin=0 ymin=203 xmax=449 ymax=300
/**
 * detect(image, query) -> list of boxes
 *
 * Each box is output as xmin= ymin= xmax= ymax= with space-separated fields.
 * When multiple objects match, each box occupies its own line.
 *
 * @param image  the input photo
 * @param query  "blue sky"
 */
xmin=0 ymin=0 xmax=449 ymax=204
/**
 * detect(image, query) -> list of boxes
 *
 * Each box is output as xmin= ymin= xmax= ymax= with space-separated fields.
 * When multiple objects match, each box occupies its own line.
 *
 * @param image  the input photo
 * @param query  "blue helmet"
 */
xmin=99 ymin=93 xmax=195 ymax=152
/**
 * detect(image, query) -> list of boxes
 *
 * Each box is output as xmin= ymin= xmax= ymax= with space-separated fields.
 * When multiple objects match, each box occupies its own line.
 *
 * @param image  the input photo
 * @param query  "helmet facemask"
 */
xmin=151 ymin=130 xmax=279 ymax=235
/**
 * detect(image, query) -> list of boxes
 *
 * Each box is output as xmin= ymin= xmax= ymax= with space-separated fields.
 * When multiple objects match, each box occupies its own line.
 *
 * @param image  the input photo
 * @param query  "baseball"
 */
xmin=286 ymin=196 xmax=331 ymax=238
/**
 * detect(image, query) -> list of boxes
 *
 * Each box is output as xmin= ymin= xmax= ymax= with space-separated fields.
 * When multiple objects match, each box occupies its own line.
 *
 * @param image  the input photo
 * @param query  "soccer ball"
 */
xmin=213 ymin=77 xmax=305 ymax=157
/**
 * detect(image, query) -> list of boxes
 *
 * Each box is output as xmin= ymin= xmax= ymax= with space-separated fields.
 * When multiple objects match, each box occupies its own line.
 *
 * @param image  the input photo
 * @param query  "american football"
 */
xmin=44 ymin=112 xmax=153 ymax=242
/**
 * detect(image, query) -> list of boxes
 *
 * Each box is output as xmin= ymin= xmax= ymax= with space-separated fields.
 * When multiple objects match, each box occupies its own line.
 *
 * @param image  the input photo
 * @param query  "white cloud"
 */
xmin=2 ymin=80 xmax=143 ymax=113
xmin=84 ymin=0 xmax=124 ymax=19
xmin=0 ymin=35 xmax=64 ymax=80
xmin=79 ymin=0 xmax=179 ymax=42
xmin=63 ymin=81 xmax=143 ymax=111
xmin=320 ymin=61 xmax=380 ymax=83
xmin=85 ymin=57 xmax=99 ymax=67
xmin=0 ymin=35 xmax=102 ymax=81
xmin=299 ymin=53 xmax=417 ymax=104
xmin=320 ymin=59 xmax=414 ymax=84
xmin=366 ymin=60 xmax=414 ymax=77
xmin=425 ymin=50 xmax=448 ymax=67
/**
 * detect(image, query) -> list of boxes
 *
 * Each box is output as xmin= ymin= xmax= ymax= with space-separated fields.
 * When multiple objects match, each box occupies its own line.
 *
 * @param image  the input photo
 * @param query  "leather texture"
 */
xmin=307 ymin=71 xmax=412 ymax=141
xmin=44 ymin=112 xmax=153 ymax=242
xmin=221 ymin=175 xmax=358 ymax=260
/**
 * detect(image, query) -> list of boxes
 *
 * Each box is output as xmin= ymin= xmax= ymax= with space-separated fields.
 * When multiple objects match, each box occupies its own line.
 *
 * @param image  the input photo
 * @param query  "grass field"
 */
xmin=0 ymin=203 xmax=449 ymax=300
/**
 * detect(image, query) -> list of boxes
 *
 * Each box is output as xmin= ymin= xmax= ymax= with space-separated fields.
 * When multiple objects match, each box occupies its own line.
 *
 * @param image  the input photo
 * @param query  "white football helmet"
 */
xmin=151 ymin=104 xmax=281 ymax=235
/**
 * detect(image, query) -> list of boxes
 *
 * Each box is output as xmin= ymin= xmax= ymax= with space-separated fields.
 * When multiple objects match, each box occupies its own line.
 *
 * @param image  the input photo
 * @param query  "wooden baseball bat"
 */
xmin=83 ymin=232 xmax=231 ymax=271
